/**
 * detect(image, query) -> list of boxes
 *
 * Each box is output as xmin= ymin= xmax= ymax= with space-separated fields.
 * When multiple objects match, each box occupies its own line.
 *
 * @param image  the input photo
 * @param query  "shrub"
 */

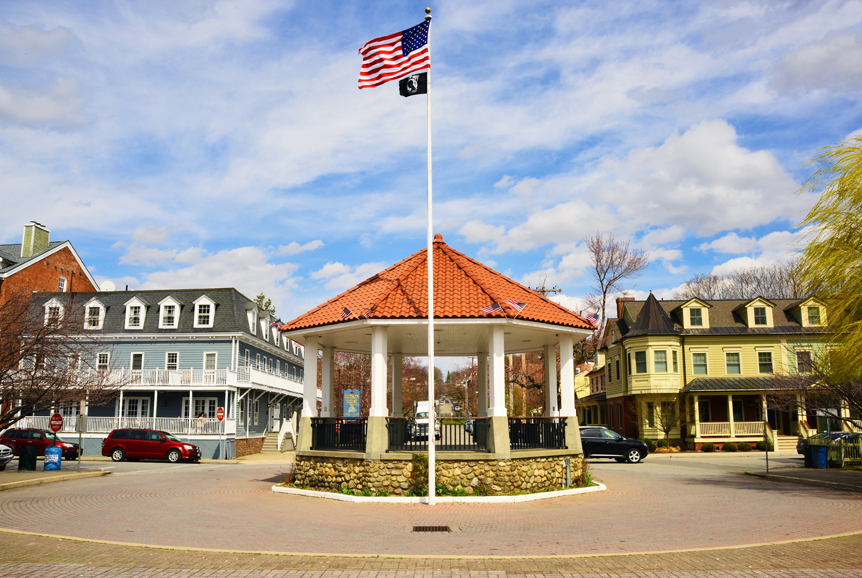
xmin=656 ymin=439 xmax=668 ymax=448
xmin=723 ymin=442 xmax=738 ymax=452
xmin=701 ymin=443 xmax=716 ymax=452
xmin=738 ymin=442 xmax=752 ymax=452
xmin=577 ymin=461 xmax=593 ymax=487
xmin=475 ymin=483 xmax=491 ymax=496
xmin=641 ymin=438 xmax=657 ymax=452
xmin=754 ymin=440 xmax=774 ymax=451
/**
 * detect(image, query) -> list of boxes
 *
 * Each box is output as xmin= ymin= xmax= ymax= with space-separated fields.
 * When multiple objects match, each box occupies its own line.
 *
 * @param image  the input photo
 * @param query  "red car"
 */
xmin=0 ymin=428 xmax=81 ymax=459
xmin=101 ymin=429 xmax=201 ymax=463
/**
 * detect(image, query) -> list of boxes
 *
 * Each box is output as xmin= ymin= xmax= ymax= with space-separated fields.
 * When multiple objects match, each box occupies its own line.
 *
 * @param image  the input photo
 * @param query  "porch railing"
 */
xmin=734 ymin=421 xmax=764 ymax=435
xmin=12 ymin=416 xmax=235 ymax=435
xmin=386 ymin=417 xmax=490 ymax=452
xmin=508 ymin=417 xmax=566 ymax=450
xmin=700 ymin=421 xmax=764 ymax=436
xmin=310 ymin=418 xmax=367 ymax=451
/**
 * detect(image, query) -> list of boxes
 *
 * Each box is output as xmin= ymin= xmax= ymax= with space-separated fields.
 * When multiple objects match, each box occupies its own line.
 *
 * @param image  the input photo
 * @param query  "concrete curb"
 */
xmin=644 ymin=450 xmax=800 ymax=459
xmin=744 ymin=471 xmax=862 ymax=493
xmin=271 ymin=481 xmax=607 ymax=503
xmin=0 ymin=469 xmax=111 ymax=492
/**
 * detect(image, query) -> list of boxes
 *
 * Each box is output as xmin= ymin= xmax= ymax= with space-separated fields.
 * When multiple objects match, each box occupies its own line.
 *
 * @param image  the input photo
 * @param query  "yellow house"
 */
xmin=600 ymin=293 xmax=832 ymax=450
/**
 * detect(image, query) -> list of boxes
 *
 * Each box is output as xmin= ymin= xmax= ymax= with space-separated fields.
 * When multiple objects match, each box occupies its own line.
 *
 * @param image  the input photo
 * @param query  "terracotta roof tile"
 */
xmin=282 ymin=235 xmax=594 ymax=332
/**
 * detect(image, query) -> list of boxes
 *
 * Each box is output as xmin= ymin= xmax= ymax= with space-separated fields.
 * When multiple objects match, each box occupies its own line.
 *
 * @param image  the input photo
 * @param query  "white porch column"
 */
xmin=302 ymin=337 xmax=319 ymax=417
xmin=392 ymin=354 xmax=403 ymax=417
xmin=559 ymin=336 xmax=576 ymax=417
xmin=727 ymin=394 xmax=735 ymax=438
xmin=694 ymin=395 xmax=700 ymax=438
xmin=477 ymin=355 xmax=488 ymax=417
xmin=487 ymin=326 xmax=506 ymax=417
xmin=320 ymin=346 xmax=334 ymax=417
xmin=153 ymin=390 xmax=158 ymax=427
xmin=369 ymin=326 xmax=388 ymax=417
xmin=188 ymin=389 xmax=193 ymax=434
xmin=544 ymin=344 xmax=558 ymax=417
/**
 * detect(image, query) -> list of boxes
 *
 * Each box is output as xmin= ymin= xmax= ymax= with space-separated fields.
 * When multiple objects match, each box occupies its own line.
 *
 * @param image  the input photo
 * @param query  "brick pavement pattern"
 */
xmin=0 ymin=531 xmax=861 ymax=577
xmin=1 ymin=461 xmax=861 ymax=556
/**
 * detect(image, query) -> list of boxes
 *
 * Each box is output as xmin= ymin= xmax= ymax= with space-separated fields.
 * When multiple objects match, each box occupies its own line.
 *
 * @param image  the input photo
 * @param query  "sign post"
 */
xmin=217 ymin=407 xmax=225 ymax=460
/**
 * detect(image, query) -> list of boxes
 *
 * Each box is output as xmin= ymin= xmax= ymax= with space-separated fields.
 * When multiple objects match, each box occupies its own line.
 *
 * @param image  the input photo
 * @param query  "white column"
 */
xmin=369 ymin=326 xmax=388 ymax=417
xmin=302 ymin=336 xmax=319 ymax=417
xmin=392 ymin=354 xmax=403 ymax=417
xmin=727 ymin=394 xmax=736 ymax=438
xmin=487 ymin=326 xmax=506 ymax=416
xmin=544 ymin=344 xmax=558 ymax=417
xmin=694 ymin=395 xmax=700 ymax=438
xmin=559 ymin=335 xmax=576 ymax=417
xmin=477 ymin=355 xmax=488 ymax=417
xmin=153 ymin=390 xmax=159 ymax=423
xmin=320 ymin=346 xmax=333 ymax=417
xmin=188 ymin=389 xmax=193 ymax=434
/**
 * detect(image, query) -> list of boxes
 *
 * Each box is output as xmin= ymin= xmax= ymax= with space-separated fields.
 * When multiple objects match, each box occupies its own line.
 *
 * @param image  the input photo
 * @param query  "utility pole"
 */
xmin=530 ymin=285 xmax=562 ymax=297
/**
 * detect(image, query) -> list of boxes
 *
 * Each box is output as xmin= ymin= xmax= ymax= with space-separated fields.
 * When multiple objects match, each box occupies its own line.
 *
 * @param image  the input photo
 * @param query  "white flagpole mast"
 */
xmin=424 ymin=6 xmax=436 ymax=506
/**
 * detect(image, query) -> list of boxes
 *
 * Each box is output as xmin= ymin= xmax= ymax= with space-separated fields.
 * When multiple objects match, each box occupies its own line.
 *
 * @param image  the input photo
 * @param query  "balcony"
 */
xmin=15 ymin=415 xmax=237 ymax=436
xmin=81 ymin=366 xmax=303 ymax=396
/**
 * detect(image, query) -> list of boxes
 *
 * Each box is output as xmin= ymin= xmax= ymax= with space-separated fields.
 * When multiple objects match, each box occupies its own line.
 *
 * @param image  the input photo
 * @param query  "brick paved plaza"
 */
xmin=0 ymin=454 xmax=860 ymax=576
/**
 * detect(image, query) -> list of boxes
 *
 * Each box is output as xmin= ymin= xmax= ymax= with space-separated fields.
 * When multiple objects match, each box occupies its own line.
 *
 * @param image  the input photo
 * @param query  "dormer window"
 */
xmin=250 ymin=309 xmax=258 ymax=334
xmin=158 ymin=297 xmax=181 ymax=329
xmin=128 ymin=306 xmax=141 ymax=327
xmin=807 ymin=306 xmax=821 ymax=325
xmin=690 ymin=308 xmax=703 ymax=326
xmin=45 ymin=302 xmax=63 ymax=326
xmin=83 ymin=298 xmax=105 ymax=330
xmin=123 ymin=297 xmax=148 ymax=329
xmin=753 ymin=307 xmax=767 ymax=325
xmin=193 ymin=295 xmax=215 ymax=328
xmin=261 ymin=318 xmax=269 ymax=341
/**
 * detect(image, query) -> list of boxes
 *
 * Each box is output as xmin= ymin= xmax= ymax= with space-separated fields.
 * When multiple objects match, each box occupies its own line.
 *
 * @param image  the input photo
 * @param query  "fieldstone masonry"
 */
xmin=295 ymin=455 xmax=584 ymax=495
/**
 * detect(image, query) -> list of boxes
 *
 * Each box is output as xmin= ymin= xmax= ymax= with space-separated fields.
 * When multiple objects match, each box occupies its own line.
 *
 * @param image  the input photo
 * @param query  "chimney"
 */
xmin=21 ymin=221 xmax=50 ymax=258
xmin=616 ymin=296 xmax=635 ymax=319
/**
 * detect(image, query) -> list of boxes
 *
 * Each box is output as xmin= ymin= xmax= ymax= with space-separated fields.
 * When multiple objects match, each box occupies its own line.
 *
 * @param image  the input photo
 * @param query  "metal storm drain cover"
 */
xmin=413 ymin=526 xmax=451 ymax=533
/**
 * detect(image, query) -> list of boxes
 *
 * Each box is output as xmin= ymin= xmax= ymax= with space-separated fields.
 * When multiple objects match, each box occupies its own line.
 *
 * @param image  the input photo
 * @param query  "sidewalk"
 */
xmin=746 ymin=466 xmax=862 ymax=493
xmin=0 ymin=461 xmax=109 ymax=491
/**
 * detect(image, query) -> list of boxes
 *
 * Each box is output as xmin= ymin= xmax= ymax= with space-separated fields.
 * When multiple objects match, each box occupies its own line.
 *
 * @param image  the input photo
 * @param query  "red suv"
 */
xmin=0 ymin=428 xmax=81 ymax=459
xmin=101 ymin=429 xmax=202 ymax=463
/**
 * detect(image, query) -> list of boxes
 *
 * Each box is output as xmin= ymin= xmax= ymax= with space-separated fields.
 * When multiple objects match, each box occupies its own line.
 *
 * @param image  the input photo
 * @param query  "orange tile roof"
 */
xmin=281 ymin=234 xmax=595 ymax=332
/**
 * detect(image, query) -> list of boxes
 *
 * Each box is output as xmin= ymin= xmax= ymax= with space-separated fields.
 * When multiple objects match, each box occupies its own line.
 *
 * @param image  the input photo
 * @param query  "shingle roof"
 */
xmin=625 ymin=293 xmax=678 ymax=337
xmin=577 ymin=391 xmax=607 ymax=403
xmin=0 ymin=241 xmax=65 ymax=272
xmin=682 ymin=377 xmax=778 ymax=392
xmin=282 ymin=235 xmax=595 ymax=332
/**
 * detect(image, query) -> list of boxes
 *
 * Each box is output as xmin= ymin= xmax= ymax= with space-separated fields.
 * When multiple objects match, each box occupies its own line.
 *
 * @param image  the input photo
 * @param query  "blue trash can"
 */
xmin=811 ymin=445 xmax=829 ymax=469
xmin=44 ymin=445 xmax=62 ymax=471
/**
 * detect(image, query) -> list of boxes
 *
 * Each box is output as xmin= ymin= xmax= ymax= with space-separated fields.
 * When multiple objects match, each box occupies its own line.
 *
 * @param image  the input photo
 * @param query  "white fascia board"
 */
xmin=0 ymin=241 xmax=101 ymax=290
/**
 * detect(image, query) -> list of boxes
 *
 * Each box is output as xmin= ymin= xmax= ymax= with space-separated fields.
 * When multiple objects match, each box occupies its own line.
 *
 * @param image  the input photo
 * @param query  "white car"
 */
xmin=0 ymin=443 xmax=13 ymax=471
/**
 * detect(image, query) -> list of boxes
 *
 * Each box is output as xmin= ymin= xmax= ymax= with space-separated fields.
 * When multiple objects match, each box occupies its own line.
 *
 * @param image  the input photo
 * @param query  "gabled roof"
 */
xmin=282 ymin=235 xmax=594 ymax=332
xmin=624 ymin=293 xmax=678 ymax=337
xmin=0 ymin=241 xmax=65 ymax=271
xmin=732 ymin=296 xmax=777 ymax=312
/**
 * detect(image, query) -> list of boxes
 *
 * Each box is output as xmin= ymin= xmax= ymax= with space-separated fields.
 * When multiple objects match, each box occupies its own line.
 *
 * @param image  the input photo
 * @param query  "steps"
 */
xmin=261 ymin=431 xmax=281 ymax=454
xmin=775 ymin=435 xmax=798 ymax=452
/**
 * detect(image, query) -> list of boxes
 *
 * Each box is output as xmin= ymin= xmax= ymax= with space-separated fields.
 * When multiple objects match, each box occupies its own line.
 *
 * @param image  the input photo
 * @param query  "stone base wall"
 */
xmin=295 ymin=455 xmax=584 ymax=496
xmin=235 ymin=437 xmax=264 ymax=458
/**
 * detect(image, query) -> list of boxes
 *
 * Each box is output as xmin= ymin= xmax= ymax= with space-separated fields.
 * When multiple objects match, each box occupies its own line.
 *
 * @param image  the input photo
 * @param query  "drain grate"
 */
xmin=413 ymin=526 xmax=451 ymax=533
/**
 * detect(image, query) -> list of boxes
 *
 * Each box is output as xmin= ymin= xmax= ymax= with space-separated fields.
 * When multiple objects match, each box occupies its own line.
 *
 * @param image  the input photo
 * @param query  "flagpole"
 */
xmin=423 ymin=6 xmax=436 ymax=507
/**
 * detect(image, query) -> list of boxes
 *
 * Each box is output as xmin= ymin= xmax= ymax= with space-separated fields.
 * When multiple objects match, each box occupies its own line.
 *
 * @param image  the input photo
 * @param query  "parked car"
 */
xmin=101 ymin=429 xmax=202 ymax=463
xmin=797 ymin=431 xmax=846 ymax=454
xmin=579 ymin=426 xmax=648 ymax=463
xmin=0 ymin=443 xmax=13 ymax=470
xmin=0 ymin=428 xmax=81 ymax=459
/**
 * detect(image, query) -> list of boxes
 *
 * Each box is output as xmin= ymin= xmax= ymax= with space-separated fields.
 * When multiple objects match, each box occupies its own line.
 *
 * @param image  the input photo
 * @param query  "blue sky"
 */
xmin=2 ymin=0 xmax=861 ymax=327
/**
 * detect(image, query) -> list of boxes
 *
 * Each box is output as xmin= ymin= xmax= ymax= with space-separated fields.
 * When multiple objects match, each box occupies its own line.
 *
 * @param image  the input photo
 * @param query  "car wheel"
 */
xmin=111 ymin=448 xmax=125 ymax=462
xmin=0 ymin=463 xmax=5 ymax=471
xmin=626 ymin=448 xmax=643 ymax=463
xmin=167 ymin=449 xmax=181 ymax=463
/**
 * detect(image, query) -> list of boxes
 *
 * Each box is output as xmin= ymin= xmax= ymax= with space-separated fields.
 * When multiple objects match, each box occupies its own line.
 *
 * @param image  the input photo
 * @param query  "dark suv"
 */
xmin=579 ymin=426 xmax=648 ymax=463
xmin=101 ymin=429 xmax=201 ymax=463
xmin=0 ymin=428 xmax=81 ymax=459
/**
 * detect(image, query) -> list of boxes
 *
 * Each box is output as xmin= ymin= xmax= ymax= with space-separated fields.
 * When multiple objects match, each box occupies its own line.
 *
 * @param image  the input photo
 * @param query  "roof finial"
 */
xmin=434 ymin=233 xmax=443 ymax=243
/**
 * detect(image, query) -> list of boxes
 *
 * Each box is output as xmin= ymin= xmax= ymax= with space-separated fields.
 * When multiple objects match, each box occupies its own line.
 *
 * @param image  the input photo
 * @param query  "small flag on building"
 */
xmin=482 ymin=302 xmax=503 ymax=314
xmin=505 ymin=300 xmax=526 ymax=313
xmin=363 ymin=306 xmax=374 ymax=319
xmin=340 ymin=307 xmax=352 ymax=319
xmin=269 ymin=319 xmax=282 ymax=328
xmin=585 ymin=312 xmax=599 ymax=323
xmin=358 ymin=20 xmax=430 ymax=89
xmin=399 ymin=72 xmax=427 ymax=97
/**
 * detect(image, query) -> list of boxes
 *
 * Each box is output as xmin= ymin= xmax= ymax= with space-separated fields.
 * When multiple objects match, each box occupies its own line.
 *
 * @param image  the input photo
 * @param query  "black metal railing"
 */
xmin=310 ymin=417 xmax=367 ymax=451
xmin=387 ymin=417 xmax=490 ymax=452
xmin=508 ymin=417 xmax=566 ymax=450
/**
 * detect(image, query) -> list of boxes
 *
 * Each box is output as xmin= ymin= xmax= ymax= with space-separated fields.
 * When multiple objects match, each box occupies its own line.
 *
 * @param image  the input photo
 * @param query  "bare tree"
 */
xmin=654 ymin=396 xmax=681 ymax=448
xmin=673 ymin=258 xmax=803 ymax=300
xmin=0 ymin=293 xmax=122 ymax=428
xmin=584 ymin=232 xmax=649 ymax=333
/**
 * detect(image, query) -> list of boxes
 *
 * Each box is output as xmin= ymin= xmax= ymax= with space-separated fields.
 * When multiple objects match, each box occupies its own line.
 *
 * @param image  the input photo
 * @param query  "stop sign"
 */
xmin=216 ymin=407 xmax=225 ymax=421
xmin=49 ymin=413 xmax=63 ymax=433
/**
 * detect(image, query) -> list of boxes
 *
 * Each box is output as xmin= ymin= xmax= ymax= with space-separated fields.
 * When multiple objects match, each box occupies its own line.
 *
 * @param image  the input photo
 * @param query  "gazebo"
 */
xmin=280 ymin=234 xmax=594 ymax=495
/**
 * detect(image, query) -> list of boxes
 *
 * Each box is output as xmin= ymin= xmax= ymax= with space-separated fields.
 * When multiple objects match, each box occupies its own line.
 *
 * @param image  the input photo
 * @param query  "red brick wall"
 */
xmin=1 ymin=246 xmax=97 ymax=301
xmin=235 ymin=437 xmax=264 ymax=457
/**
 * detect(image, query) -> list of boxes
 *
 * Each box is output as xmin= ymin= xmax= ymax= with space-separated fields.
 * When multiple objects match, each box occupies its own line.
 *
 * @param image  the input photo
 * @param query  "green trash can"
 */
xmin=18 ymin=446 xmax=37 ymax=471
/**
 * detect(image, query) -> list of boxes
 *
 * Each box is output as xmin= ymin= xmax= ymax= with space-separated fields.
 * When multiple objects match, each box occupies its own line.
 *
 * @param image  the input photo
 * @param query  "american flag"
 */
xmin=363 ymin=307 xmax=374 ymax=319
xmin=268 ymin=319 xmax=282 ymax=328
xmin=358 ymin=20 xmax=430 ymax=89
xmin=505 ymin=300 xmax=526 ymax=313
xmin=482 ymin=302 xmax=503 ymax=314
xmin=340 ymin=307 xmax=352 ymax=319
xmin=585 ymin=312 xmax=599 ymax=323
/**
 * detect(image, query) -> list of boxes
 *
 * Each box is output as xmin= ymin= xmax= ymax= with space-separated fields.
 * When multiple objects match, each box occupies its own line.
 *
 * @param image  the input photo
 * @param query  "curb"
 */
xmin=744 ymin=471 xmax=862 ymax=493
xmin=272 ymin=481 xmax=607 ymax=503
xmin=0 ymin=469 xmax=111 ymax=492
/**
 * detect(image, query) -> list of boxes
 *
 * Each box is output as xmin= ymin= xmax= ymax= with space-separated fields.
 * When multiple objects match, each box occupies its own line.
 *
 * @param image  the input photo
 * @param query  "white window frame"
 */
xmin=256 ymin=353 xmax=261 ymax=369
xmin=58 ymin=276 xmax=67 ymax=292
xmin=130 ymin=352 xmax=144 ymax=371
xmin=757 ymin=350 xmax=774 ymax=374
xmin=795 ymin=349 xmax=814 ymax=374
xmin=182 ymin=397 xmax=218 ymax=418
xmin=119 ymin=396 xmax=150 ymax=418
xmin=193 ymin=295 xmax=215 ymax=328
xmin=261 ymin=317 xmax=269 ymax=341
xmin=158 ymin=296 xmax=181 ymax=329
xmin=84 ymin=299 xmax=105 ymax=330
xmin=254 ymin=399 xmax=260 ymax=426
xmin=634 ymin=351 xmax=647 ymax=374
xmin=165 ymin=352 xmax=179 ymax=371
xmin=806 ymin=306 xmax=822 ymax=326
xmin=689 ymin=307 xmax=703 ymax=326
xmin=654 ymin=350 xmax=668 ymax=373
xmin=124 ymin=297 xmax=147 ymax=330
xmin=724 ymin=350 xmax=742 ymax=375
xmin=43 ymin=298 xmax=64 ymax=326
xmin=97 ymin=352 xmax=110 ymax=372
xmin=249 ymin=308 xmax=258 ymax=334
xmin=692 ymin=351 xmax=709 ymax=375
xmin=244 ymin=349 xmax=250 ymax=367
xmin=753 ymin=306 xmax=768 ymax=326
xmin=204 ymin=352 xmax=217 ymax=370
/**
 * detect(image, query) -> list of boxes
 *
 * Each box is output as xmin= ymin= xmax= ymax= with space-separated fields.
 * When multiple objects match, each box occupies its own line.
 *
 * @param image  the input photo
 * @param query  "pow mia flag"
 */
xmin=399 ymin=72 xmax=427 ymax=97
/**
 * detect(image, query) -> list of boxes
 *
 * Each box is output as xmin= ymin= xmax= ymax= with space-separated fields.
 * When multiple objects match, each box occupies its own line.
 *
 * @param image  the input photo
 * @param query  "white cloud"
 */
xmin=118 ymin=243 xmax=178 ymax=267
xmin=131 ymin=225 xmax=169 ymax=244
xmin=311 ymin=261 xmax=386 ymax=292
xmin=277 ymin=239 xmax=324 ymax=255
xmin=0 ymin=78 xmax=88 ymax=128
xmin=697 ymin=228 xmax=809 ymax=255
xmin=772 ymin=33 xmax=862 ymax=93
xmin=0 ymin=21 xmax=79 ymax=67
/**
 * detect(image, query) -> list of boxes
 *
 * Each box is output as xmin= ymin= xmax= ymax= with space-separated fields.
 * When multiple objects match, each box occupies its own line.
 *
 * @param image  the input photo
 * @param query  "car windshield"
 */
xmin=416 ymin=412 xmax=429 ymax=418
xmin=43 ymin=432 xmax=62 ymax=441
xmin=160 ymin=432 xmax=182 ymax=442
